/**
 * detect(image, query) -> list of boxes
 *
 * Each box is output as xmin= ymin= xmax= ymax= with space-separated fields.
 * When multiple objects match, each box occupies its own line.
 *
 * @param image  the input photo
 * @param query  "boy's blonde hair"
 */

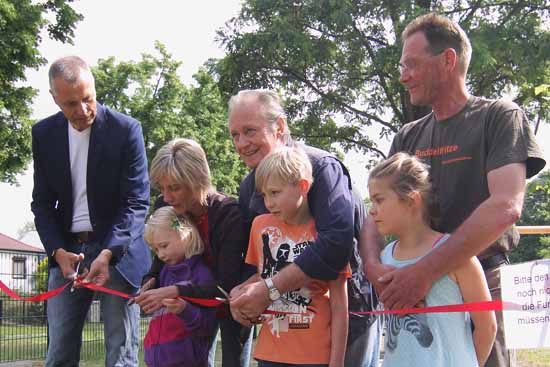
xmin=149 ymin=138 xmax=213 ymax=206
xmin=144 ymin=207 xmax=204 ymax=258
xmin=369 ymin=152 xmax=438 ymax=227
xmin=255 ymin=146 xmax=313 ymax=192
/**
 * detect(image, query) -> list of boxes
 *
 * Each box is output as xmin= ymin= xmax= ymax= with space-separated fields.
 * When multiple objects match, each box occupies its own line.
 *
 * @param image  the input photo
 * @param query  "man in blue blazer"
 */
xmin=31 ymin=56 xmax=151 ymax=367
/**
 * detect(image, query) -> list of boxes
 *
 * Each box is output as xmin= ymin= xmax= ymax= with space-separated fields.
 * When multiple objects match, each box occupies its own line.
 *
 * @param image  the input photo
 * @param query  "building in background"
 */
xmin=0 ymin=233 xmax=45 ymax=293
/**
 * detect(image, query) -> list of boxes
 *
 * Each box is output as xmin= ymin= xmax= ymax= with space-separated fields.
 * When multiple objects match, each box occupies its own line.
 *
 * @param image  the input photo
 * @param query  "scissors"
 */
xmin=127 ymin=277 xmax=156 ymax=306
xmin=70 ymin=243 xmax=86 ymax=293
xmin=70 ymin=262 xmax=81 ymax=293
xmin=216 ymin=285 xmax=230 ymax=303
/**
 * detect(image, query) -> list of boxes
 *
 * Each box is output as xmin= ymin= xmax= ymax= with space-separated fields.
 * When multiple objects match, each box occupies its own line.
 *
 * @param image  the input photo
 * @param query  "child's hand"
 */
xmin=162 ymin=298 xmax=187 ymax=314
xmin=135 ymin=285 xmax=179 ymax=314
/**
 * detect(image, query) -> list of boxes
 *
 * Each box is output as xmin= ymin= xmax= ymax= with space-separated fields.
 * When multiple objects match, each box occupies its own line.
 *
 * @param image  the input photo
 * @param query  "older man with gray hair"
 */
xmin=228 ymin=89 xmax=381 ymax=367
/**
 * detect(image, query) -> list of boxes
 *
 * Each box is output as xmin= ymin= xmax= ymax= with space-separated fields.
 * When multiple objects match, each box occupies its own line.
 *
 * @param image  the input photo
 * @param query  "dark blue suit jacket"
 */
xmin=31 ymin=103 xmax=151 ymax=287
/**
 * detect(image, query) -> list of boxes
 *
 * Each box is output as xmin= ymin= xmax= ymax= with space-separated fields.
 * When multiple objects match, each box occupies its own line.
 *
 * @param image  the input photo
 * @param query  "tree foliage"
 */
xmin=92 ymin=43 xmax=247 ymax=197
xmin=17 ymin=220 xmax=36 ymax=240
xmin=32 ymin=256 xmax=49 ymax=295
xmin=509 ymin=170 xmax=550 ymax=263
xmin=212 ymin=0 xmax=550 ymax=162
xmin=0 ymin=0 xmax=82 ymax=183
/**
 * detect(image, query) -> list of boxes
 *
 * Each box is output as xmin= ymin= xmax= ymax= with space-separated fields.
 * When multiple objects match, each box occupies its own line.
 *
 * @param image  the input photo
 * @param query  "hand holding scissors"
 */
xmin=216 ymin=285 xmax=231 ymax=303
xmin=70 ymin=243 xmax=86 ymax=292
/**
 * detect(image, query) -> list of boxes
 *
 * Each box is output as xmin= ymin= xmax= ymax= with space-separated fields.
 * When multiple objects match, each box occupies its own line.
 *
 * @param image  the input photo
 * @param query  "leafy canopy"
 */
xmin=510 ymin=170 xmax=550 ymax=262
xmin=0 ymin=0 xmax=82 ymax=183
xmin=92 ymin=43 xmax=247 ymax=197
xmin=213 ymin=0 xmax=550 ymax=163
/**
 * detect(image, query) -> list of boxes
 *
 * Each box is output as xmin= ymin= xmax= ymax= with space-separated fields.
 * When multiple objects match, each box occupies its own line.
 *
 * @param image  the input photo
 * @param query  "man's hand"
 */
xmin=229 ymin=280 xmax=270 ymax=327
xmin=82 ymin=249 xmax=112 ymax=286
xmin=135 ymin=286 xmax=179 ymax=314
xmin=378 ymin=262 xmax=433 ymax=310
xmin=364 ymin=261 xmax=396 ymax=296
xmin=162 ymin=298 xmax=186 ymax=314
xmin=229 ymin=283 xmax=246 ymax=300
xmin=54 ymin=248 xmax=84 ymax=280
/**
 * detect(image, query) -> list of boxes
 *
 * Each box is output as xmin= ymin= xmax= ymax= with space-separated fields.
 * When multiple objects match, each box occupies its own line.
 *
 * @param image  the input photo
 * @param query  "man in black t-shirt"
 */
xmin=361 ymin=13 xmax=545 ymax=367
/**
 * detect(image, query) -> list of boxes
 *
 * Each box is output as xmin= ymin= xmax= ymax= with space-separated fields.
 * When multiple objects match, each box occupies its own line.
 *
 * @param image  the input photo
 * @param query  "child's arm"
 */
xmin=134 ymin=285 xmax=180 ymax=314
xmin=328 ymin=274 xmax=348 ymax=367
xmin=454 ymin=257 xmax=497 ymax=366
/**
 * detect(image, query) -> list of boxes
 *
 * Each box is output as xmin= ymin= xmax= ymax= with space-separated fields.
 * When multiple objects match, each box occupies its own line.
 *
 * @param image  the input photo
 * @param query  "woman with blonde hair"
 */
xmin=135 ymin=138 xmax=252 ymax=367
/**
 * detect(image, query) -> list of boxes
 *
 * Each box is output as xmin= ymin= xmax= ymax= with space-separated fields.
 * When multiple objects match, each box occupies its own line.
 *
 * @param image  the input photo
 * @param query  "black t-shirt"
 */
xmin=390 ymin=96 xmax=546 ymax=258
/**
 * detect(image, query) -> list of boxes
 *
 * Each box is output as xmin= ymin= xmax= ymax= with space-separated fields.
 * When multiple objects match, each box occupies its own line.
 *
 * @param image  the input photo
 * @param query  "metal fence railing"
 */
xmin=1 ymin=250 xmax=47 ymax=363
xmin=517 ymin=226 xmax=550 ymax=235
xmin=0 ymin=250 xmax=149 ymax=364
xmin=1 ymin=229 xmax=549 ymax=364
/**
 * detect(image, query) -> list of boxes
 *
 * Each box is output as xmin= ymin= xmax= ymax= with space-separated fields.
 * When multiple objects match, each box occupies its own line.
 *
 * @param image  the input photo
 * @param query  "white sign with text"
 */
xmin=501 ymin=259 xmax=550 ymax=349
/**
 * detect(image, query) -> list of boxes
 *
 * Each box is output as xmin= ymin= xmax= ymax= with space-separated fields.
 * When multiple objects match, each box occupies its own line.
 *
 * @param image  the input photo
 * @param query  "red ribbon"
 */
xmin=0 ymin=280 xmax=70 ymax=302
xmin=0 ymin=279 xmax=224 ymax=308
xmin=178 ymin=296 xmax=224 ymax=308
xmin=351 ymin=300 xmax=506 ymax=316
xmin=74 ymin=279 xmax=132 ymax=299
xmin=1 ymin=280 xmax=519 ymax=314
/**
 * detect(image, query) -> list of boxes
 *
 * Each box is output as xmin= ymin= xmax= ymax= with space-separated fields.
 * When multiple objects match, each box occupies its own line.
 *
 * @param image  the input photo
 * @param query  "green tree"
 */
xmin=92 ymin=43 xmax=246 ymax=196
xmin=212 ymin=1 xmax=550 ymax=162
xmin=17 ymin=220 xmax=36 ymax=240
xmin=509 ymin=170 xmax=550 ymax=263
xmin=0 ymin=0 xmax=82 ymax=183
xmin=32 ymin=257 xmax=49 ymax=294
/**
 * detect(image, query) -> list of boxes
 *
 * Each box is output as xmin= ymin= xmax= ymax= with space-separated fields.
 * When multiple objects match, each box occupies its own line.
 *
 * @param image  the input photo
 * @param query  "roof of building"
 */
xmin=0 ymin=232 xmax=45 ymax=254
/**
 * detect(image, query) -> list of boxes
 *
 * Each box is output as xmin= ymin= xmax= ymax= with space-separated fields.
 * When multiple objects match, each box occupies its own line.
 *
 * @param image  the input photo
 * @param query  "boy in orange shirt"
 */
xmin=233 ymin=146 xmax=349 ymax=367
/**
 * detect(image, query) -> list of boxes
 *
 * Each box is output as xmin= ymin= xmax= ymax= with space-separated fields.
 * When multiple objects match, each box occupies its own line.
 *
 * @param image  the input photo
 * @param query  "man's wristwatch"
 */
xmin=264 ymin=278 xmax=281 ymax=301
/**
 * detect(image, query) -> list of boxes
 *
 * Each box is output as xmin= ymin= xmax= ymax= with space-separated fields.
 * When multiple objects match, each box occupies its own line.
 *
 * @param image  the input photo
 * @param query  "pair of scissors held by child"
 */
xmin=126 ymin=281 xmax=231 ymax=306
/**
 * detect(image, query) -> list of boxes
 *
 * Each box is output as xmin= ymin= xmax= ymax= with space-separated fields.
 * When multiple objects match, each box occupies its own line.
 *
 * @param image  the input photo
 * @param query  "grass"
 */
xmin=1 ymin=322 xmax=548 ymax=366
xmin=0 ymin=320 xmax=149 ymax=364
xmin=1 ymin=332 xmax=238 ymax=367
xmin=0 ymin=321 xmax=251 ymax=367
xmin=516 ymin=349 xmax=550 ymax=367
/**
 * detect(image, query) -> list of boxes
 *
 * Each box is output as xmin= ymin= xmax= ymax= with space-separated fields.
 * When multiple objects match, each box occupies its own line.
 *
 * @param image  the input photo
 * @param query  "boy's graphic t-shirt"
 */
xmin=245 ymin=214 xmax=350 ymax=364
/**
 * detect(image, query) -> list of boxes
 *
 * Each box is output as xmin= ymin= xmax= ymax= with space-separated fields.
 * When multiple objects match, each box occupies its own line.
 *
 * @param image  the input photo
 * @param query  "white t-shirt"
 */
xmin=68 ymin=122 xmax=93 ymax=233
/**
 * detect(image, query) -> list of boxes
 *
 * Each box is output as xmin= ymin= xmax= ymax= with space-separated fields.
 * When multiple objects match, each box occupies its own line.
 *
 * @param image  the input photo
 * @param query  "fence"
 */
xmin=0 ymin=250 xmax=149 ymax=364
xmin=1 ymin=228 xmax=549 ymax=364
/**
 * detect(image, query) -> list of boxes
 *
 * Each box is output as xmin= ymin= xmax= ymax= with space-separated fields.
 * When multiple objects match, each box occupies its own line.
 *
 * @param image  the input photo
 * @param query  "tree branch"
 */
xmin=277 ymin=62 xmax=397 ymax=131
xmin=297 ymin=133 xmax=386 ymax=158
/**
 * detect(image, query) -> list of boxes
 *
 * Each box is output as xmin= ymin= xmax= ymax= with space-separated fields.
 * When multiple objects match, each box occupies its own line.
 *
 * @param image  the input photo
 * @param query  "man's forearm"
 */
xmin=418 ymin=195 xmax=522 ymax=282
xmin=359 ymin=216 xmax=384 ymax=268
xmin=272 ymin=263 xmax=311 ymax=294
xmin=359 ymin=215 xmax=398 ymax=295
